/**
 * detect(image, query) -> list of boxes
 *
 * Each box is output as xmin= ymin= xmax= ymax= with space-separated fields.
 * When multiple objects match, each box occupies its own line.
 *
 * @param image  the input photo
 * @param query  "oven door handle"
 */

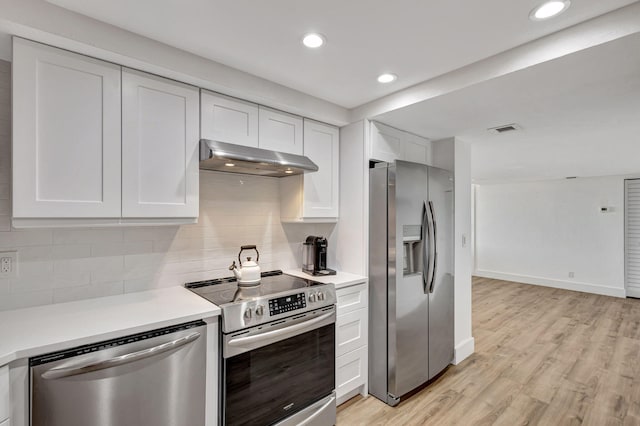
xmin=228 ymin=312 xmax=334 ymax=347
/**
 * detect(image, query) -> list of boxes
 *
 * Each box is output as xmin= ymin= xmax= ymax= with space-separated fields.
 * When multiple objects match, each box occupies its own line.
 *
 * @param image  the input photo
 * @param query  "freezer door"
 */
xmin=427 ymin=166 xmax=455 ymax=379
xmin=389 ymin=161 xmax=430 ymax=398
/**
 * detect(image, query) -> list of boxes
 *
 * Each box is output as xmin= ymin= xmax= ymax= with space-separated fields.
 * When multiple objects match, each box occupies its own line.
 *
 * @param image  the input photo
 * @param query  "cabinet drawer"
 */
xmin=336 ymin=308 xmax=368 ymax=357
xmin=0 ymin=365 xmax=8 ymax=422
xmin=336 ymin=346 xmax=368 ymax=400
xmin=336 ymin=283 xmax=368 ymax=315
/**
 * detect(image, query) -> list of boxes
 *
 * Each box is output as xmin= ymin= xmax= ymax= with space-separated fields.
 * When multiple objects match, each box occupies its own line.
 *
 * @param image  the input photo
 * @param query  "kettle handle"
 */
xmin=238 ymin=245 xmax=260 ymax=266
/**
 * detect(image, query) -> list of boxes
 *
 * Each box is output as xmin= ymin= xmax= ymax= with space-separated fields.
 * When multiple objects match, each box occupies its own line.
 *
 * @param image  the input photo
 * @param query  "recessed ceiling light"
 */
xmin=377 ymin=73 xmax=397 ymax=84
xmin=302 ymin=33 xmax=325 ymax=48
xmin=225 ymin=163 xmax=235 ymax=167
xmin=529 ymin=0 xmax=570 ymax=21
xmin=284 ymin=169 xmax=294 ymax=174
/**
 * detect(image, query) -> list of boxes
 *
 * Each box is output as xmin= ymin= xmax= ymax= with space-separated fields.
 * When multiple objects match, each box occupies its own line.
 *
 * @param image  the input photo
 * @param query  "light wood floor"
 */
xmin=337 ymin=277 xmax=640 ymax=425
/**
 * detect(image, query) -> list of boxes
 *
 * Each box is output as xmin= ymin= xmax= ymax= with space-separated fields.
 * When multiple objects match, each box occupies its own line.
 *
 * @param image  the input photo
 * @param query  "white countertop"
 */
xmin=284 ymin=269 xmax=367 ymax=289
xmin=0 ymin=286 xmax=220 ymax=366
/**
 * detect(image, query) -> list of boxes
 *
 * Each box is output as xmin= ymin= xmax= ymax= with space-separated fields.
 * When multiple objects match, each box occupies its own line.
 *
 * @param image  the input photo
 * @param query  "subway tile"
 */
xmin=124 ymin=227 xmax=179 ymax=242
xmin=0 ymin=216 xmax=10 ymax=232
xmin=12 ymin=246 xmax=52 ymax=262
xmin=51 ymin=244 xmax=91 ymax=260
xmin=0 ymin=230 xmax=53 ymax=248
xmin=53 ymin=281 xmax=124 ymax=304
xmin=123 ymin=253 xmax=165 ymax=280
xmin=0 ymin=183 xmax=8 ymax=199
xmin=91 ymin=241 xmax=153 ymax=257
xmin=53 ymin=228 xmax=123 ymax=245
xmin=123 ymin=277 xmax=156 ymax=293
xmin=0 ymin=290 xmax=53 ymax=311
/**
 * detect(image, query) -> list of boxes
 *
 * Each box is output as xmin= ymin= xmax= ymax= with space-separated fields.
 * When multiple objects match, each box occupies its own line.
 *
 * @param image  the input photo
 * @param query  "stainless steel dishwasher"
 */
xmin=30 ymin=320 xmax=207 ymax=426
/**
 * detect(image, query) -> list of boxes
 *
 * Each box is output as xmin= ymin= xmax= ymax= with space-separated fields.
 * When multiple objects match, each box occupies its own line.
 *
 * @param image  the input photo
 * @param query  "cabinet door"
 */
xmin=336 ymin=308 xmax=368 ymax=357
xmin=201 ymin=91 xmax=258 ymax=147
xmin=258 ymin=107 xmax=303 ymax=155
xmin=122 ymin=69 xmax=199 ymax=218
xmin=303 ymin=120 xmax=339 ymax=218
xmin=403 ymin=133 xmax=431 ymax=165
xmin=370 ymin=121 xmax=403 ymax=163
xmin=12 ymin=38 xmax=121 ymax=218
xmin=336 ymin=345 xmax=368 ymax=400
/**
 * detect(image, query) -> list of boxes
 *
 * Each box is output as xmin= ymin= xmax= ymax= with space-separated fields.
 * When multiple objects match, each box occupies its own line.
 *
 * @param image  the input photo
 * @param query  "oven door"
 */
xmin=222 ymin=306 xmax=336 ymax=426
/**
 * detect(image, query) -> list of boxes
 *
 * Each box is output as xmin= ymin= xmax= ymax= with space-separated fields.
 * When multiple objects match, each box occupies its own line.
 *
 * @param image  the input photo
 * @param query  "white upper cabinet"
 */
xmin=302 ymin=120 xmax=339 ymax=218
xmin=12 ymin=38 xmax=122 ymax=219
xmin=122 ymin=69 xmax=200 ymax=218
xmin=280 ymin=120 xmax=339 ymax=222
xmin=201 ymin=91 xmax=258 ymax=147
xmin=258 ymin=106 xmax=303 ymax=155
xmin=370 ymin=121 xmax=431 ymax=165
xmin=370 ymin=121 xmax=403 ymax=163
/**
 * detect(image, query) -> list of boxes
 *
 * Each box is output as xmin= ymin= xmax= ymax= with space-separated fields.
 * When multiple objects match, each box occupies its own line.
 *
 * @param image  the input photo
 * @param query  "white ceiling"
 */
xmin=375 ymin=33 xmax=640 ymax=182
xmin=45 ymin=0 xmax=638 ymax=108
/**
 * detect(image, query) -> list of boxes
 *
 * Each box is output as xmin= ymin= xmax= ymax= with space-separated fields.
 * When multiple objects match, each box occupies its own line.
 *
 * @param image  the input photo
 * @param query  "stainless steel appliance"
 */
xmin=200 ymin=139 xmax=318 ymax=176
xmin=303 ymin=236 xmax=336 ymax=276
xmin=30 ymin=320 xmax=207 ymax=426
xmin=186 ymin=270 xmax=337 ymax=426
xmin=369 ymin=160 xmax=454 ymax=406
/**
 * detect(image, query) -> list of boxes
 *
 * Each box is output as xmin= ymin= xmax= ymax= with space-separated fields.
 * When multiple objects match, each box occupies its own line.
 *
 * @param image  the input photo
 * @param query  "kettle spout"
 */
xmin=228 ymin=261 xmax=242 ymax=280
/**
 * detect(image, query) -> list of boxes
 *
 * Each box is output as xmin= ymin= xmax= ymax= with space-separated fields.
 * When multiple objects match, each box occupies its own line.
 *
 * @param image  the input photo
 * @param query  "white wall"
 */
xmin=452 ymin=139 xmax=474 ymax=364
xmin=0 ymin=60 xmax=335 ymax=311
xmin=474 ymin=176 xmax=625 ymax=297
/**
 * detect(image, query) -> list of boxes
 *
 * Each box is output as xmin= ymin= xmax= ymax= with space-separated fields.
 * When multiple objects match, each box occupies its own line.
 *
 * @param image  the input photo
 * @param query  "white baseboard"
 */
xmin=474 ymin=269 xmax=626 ymax=298
xmin=453 ymin=337 xmax=475 ymax=365
xmin=628 ymin=287 xmax=640 ymax=298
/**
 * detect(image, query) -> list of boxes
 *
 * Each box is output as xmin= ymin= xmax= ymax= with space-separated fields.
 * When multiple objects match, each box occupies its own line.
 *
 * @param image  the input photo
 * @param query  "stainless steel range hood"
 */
xmin=199 ymin=139 xmax=318 ymax=177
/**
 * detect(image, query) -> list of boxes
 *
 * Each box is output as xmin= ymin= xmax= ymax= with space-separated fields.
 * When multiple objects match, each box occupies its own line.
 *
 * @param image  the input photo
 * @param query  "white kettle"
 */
xmin=229 ymin=245 xmax=261 ymax=286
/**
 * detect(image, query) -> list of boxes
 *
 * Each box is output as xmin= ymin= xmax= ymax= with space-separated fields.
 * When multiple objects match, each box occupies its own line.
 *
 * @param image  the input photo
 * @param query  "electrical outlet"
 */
xmin=0 ymin=251 xmax=17 ymax=278
xmin=568 ymin=272 xmax=574 ymax=278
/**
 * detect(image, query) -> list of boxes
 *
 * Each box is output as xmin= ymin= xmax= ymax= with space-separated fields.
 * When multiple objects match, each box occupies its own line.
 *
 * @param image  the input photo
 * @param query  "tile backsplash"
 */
xmin=0 ymin=59 xmax=335 ymax=311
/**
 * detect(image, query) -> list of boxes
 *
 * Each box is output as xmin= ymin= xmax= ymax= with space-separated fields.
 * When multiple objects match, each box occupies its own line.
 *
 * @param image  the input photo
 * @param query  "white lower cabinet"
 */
xmin=0 ymin=365 xmax=9 ymax=423
xmin=336 ymin=309 xmax=368 ymax=357
xmin=336 ymin=345 xmax=368 ymax=404
xmin=335 ymin=281 xmax=368 ymax=405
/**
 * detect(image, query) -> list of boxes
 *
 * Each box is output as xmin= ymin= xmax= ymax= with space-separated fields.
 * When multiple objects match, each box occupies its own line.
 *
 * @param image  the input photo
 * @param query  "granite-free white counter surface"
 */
xmin=0 ymin=286 xmax=220 ymax=367
xmin=284 ymin=269 xmax=367 ymax=289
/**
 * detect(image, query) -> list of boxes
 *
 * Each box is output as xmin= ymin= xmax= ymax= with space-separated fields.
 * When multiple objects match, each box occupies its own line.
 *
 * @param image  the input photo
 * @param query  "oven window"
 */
xmin=224 ymin=323 xmax=335 ymax=426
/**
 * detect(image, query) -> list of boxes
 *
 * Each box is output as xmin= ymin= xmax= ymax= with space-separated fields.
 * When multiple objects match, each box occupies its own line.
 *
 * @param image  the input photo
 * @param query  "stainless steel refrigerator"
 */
xmin=369 ymin=160 xmax=454 ymax=406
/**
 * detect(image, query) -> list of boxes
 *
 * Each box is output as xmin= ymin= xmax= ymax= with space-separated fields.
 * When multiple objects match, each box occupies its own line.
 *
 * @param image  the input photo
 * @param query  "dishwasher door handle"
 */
xmin=41 ymin=331 xmax=201 ymax=380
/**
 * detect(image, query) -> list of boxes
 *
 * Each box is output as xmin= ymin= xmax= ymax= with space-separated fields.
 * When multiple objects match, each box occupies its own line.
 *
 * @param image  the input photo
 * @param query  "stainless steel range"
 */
xmin=186 ymin=270 xmax=337 ymax=426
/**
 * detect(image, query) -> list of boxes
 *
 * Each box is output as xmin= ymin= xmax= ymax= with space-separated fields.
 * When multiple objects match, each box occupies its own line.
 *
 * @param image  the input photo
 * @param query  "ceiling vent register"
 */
xmin=487 ymin=123 xmax=523 ymax=134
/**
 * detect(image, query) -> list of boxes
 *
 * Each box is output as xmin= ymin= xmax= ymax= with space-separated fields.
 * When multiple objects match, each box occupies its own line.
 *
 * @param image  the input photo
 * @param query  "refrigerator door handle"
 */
xmin=427 ymin=200 xmax=437 ymax=293
xmin=422 ymin=201 xmax=429 ymax=293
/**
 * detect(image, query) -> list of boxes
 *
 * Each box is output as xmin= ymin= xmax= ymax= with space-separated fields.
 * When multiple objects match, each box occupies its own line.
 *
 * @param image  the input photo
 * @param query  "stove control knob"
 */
xmin=309 ymin=293 xmax=317 ymax=303
xmin=244 ymin=307 xmax=253 ymax=320
xmin=255 ymin=305 xmax=264 ymax=316
xmin=317 ymin=291 xmax=325 ymax=301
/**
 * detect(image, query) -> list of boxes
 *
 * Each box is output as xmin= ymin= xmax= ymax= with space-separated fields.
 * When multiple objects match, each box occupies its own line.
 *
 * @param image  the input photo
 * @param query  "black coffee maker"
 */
xmin=302 ymin=236 xmax=336 ymax=276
